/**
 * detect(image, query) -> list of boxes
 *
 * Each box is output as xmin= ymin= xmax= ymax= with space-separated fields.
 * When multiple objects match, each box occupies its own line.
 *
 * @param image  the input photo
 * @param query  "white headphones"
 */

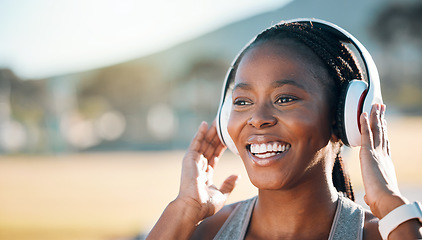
xmin=216 ymin=18 xmax=383 ymax=154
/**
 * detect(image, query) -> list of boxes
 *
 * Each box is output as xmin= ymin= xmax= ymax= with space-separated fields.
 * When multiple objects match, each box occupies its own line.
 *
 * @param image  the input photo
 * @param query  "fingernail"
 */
xmin=235 ymin=175 xmax=241 ymax=184
xmin=198 ymin=121 xmax=206 ymax=129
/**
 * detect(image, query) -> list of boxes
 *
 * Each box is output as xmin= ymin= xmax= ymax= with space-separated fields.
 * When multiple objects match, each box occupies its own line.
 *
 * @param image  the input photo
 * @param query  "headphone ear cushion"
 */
xmin=337 ymin=80 xmax=368 ymax=147
xmin=336 ymin=83 xmax=350 ymax=146
xmin=217 ymin=94 xmax=239 ymax=155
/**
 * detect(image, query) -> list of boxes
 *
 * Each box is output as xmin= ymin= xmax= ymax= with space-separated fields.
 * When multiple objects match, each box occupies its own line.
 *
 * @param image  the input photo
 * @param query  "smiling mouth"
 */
xmin=247 ymin=142 xmax=291 ymax=159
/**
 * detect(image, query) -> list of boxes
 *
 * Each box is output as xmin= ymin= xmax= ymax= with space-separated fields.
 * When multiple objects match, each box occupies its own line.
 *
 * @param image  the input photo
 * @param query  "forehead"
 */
xmin=234 ymin=39 xmax=330 ymax=90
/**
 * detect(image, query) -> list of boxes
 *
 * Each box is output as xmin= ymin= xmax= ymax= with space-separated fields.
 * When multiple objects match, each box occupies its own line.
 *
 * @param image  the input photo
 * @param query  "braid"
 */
xmin=233 ymin=21 xmax=359 ymax=201
xmin=333 ymin=150 xmax=355 ymax=201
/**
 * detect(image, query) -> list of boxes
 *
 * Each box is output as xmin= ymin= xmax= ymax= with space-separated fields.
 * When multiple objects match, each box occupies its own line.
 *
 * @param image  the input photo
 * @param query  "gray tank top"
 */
xmin=214 ymin=194 xmax=365 ymax=240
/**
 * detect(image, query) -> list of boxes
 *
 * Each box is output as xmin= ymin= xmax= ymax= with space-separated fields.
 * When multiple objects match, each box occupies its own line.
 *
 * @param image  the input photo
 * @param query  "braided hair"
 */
xmin=231 ymin=21 xmax=360 ymax=201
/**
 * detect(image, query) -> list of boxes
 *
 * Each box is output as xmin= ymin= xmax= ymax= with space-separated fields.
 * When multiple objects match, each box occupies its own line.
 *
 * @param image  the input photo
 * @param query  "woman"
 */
xmin=146 ymin=19 xmax=422 ymax=239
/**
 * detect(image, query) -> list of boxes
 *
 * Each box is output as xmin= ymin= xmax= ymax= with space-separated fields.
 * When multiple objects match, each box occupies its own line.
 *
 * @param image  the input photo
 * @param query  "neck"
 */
xmin=250 ymin=164 xmax=339 ymax=239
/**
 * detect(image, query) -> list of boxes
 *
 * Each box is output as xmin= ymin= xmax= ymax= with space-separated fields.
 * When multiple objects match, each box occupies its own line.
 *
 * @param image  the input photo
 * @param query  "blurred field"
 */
xmin=0 ymin=116 xmax=421 ymax=240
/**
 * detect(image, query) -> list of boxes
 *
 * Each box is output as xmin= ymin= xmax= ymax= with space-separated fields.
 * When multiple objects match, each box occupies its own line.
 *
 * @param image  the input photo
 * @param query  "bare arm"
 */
xmin=360 ymin=104 xmax=422 ymax=239
xmin=146 ymin=121 xmax=239 ymax=240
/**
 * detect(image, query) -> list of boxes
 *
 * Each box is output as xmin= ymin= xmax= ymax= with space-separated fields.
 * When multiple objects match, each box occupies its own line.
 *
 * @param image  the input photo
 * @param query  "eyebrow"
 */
xmin=232 ymin=82 xmax=252 ymax=92
xmin=232 ymin=79 xmax=306 ymax=92
xmin=271 ymin=79 xmax=306 ymax=90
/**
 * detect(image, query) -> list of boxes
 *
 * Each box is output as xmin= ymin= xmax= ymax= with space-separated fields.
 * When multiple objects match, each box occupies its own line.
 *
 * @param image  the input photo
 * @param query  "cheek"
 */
xmin=281 ymin=106 xmax=332 ymax=142
xmin=292 ymin=109 xmax=332 ymax=147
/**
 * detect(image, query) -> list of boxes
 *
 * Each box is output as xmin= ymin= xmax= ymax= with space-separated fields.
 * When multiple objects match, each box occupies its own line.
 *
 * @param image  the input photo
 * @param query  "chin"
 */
xmin=245 ymin=167 xmax=294 ymax=191
xmin=239 ymin=151 xmax=293 ymax=190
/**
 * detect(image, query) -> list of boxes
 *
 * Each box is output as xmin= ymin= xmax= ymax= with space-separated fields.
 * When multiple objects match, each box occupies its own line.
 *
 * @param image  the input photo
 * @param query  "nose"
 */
xmin=247 ymin=104 xmax=277 ymax=129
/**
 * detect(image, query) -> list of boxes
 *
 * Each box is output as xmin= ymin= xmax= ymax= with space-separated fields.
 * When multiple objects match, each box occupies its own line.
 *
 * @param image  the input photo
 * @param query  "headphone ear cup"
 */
xmin=217 ymin=94 xmax=239 ymax=155
xmin=335 ymin=84 xmax=350 ymax=146
xmin=338 ymin=80 xmax=368 ymax=147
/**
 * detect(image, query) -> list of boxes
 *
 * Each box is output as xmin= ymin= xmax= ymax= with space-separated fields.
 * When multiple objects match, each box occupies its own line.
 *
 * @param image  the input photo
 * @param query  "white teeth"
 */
xmin=259 ymin=144 xmax=266 ymax=153
xmin=249 ymin=142 xmax=291 ymax=156
xmin=255 ymin=152 xmax=277 ymax=159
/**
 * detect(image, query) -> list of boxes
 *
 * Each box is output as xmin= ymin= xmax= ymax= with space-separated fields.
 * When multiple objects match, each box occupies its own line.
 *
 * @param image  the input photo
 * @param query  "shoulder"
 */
xmin=190 ymin=201 xmax=241 ymax=240
xmin=363 ymin=209 xmax=382 ymax=240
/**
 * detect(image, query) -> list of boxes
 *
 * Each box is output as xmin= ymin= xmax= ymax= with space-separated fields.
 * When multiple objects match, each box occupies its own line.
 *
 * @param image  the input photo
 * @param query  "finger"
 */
xmin=208 ymin=144 xmax=227 ymax=169
xmin=202 ymin=120 xmax=224 ymax=162
xmin=205 ymin=136 xmax=226 ymax=167
xmin=206 ymin=165 xmax=214 ymax=186
xmin=219 ymin=175 xmax=240 ymax=196
xmin=199 ymin=155 xmax=208 ymax=172
xmin=215 ymin=143 xmax=227 ymax=158
xmin=380 ymin=104 xmax=386 ymax=145
xmin=360 ymin=112 xmax=374 ymax=149
xmin=198 ymin=126 xmax=211 ymax=155
xmin=198 ymin=120 xmax=216 ymax=155
xmin=210 ymin=120 xmax=227 ymax=161
xmin=383 ymin=118 xmax=391 ymax=156
xmin=380 ymin=104 xmax=390 ymax=155
xmin=188 ymin=121 xmax=208 ymax=154
xmin=370 ymin=104 xmax=382 ymax=148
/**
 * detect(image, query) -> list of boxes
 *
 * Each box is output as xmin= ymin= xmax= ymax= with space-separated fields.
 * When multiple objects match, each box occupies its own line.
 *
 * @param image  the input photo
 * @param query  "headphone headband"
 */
xmin=288 ymin=18 xmax=383 ymax=107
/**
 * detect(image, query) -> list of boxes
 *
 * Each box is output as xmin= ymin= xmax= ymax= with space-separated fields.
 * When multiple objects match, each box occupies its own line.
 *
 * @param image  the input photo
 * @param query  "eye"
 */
xmin=233 ymin=98 xmax=252 ymax=106
xmin=275 ymin=96 xmax=297 ymax=105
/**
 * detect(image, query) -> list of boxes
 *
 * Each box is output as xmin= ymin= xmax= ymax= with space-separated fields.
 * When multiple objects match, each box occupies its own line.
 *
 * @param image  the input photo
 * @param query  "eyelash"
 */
xmin=275 ymin=96 xmax=297 ymax=105
xmin=233 ymin=99 xmax=252 ymax=106
xmin=233 ymin=96 xmax=297 ymax=106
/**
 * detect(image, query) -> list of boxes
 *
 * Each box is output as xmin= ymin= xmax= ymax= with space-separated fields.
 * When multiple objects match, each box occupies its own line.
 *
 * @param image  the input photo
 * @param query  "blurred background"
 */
xmin=0 ymin=0 xmax=421 ymax=239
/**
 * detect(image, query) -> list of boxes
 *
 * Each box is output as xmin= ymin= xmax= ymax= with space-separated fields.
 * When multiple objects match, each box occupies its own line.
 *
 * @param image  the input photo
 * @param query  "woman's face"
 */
xmin=227 ymin=39 xmax=335 ymax=190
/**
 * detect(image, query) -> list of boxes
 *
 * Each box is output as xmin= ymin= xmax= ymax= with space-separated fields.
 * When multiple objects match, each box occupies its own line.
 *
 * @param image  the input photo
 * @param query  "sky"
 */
xmin=0 ymin=0 xmax=290 ymax=79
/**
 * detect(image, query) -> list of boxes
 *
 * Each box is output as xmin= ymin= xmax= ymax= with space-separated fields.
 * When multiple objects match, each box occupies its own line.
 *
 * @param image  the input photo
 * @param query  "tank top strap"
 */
xmin=214 ymin=194 xmax=365 ymax=240
xmin=213 ymin=196 xmax=256 ymax=240
xmin=328 ymin=194 xmax=365 ymax=240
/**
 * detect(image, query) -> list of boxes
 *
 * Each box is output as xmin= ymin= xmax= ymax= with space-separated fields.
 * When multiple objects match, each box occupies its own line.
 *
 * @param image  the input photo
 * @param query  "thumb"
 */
xmin=219 ymin=175 xmax=240 ymax=196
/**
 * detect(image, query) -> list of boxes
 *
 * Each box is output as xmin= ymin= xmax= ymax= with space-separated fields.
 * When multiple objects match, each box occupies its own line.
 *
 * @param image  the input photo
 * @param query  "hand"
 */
xmin=359 ymin=104 xmax=407 ymax=219
xmin=176 ymin=120 xmax=239 ymax=224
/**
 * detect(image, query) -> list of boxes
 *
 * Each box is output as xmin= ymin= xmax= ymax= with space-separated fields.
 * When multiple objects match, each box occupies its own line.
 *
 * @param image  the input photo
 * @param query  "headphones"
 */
xmin=216 ymin=18 xmax=383 ymax=154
